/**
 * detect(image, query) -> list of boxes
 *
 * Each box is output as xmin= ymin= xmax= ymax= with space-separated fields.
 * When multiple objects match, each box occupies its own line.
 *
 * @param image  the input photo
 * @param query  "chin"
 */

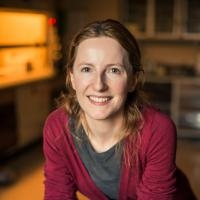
xmin=87 ymin=111 xmax=121 ymax=121
xmin=89 ymin=115 xmax=109 ymax=121
xmin=86 ymin=112 xmax=111 ymax=121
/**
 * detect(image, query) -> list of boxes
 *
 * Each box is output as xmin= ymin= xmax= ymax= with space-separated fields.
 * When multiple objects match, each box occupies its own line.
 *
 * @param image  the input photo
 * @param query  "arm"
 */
xmin=43 ymin=118 xmax=78 ymax=200
xmin=137 ymin=113 xmax=177 ymax=200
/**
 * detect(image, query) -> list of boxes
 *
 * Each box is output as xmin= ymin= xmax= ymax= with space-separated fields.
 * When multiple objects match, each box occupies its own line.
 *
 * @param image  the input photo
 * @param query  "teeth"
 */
xmin=89 ymin=96 xmax=110 ymax=103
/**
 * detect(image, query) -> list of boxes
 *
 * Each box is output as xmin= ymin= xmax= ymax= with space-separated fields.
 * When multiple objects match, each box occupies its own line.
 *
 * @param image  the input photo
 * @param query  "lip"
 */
xmin=87 ymin=95 xmax=112 ymax=105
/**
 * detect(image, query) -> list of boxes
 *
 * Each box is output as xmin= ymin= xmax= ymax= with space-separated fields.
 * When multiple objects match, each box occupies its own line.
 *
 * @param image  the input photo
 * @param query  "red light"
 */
xmin=48 ymin=17 xmax=57 ymax=25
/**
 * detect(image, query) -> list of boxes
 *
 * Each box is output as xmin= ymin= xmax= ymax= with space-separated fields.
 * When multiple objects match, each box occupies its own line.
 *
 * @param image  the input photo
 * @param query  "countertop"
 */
xmin=0 ymin=67 xmax=56 ymax=90
xmin=146 ymin=75 xmax=200 ymax=84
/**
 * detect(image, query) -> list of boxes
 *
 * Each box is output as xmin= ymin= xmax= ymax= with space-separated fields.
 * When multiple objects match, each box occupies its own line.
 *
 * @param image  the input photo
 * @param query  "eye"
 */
xmin=80 ymin=65 xmax=92 ymax=72
xmin=108 ymin=66 xmax=123 ymax=74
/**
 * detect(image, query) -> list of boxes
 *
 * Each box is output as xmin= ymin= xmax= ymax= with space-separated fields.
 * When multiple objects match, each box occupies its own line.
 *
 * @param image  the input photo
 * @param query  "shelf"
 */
xmin=136 ymin=35 xmax=200 ymax=43
xmin=178 ymin=128 xmax=200 ymax=138
xmin=124 ymin=0 xmax=200 ymax=42
xmin=0 ymin=67 xmax=55 ymax=89
xmin=179 ymin=107 xmax=200 ymax=112
xmin=146 ymin=75 xmax=200 ymax=84
xmin=0 ymin=43 xmax=47 ymax=49
xmin=145 ymin=77 xmax=200 ymax=138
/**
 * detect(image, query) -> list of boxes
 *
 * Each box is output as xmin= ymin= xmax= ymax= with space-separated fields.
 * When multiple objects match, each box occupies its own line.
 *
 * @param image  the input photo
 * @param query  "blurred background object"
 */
xmin=0 ymin=8 xmax=59 ymax=158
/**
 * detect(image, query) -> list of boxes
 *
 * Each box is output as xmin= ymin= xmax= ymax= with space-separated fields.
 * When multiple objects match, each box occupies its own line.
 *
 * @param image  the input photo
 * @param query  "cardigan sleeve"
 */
xmin=43 ymin=113 xmax=78 ymax=200
xmin=137 ymin=112 xmax=177 ymax=200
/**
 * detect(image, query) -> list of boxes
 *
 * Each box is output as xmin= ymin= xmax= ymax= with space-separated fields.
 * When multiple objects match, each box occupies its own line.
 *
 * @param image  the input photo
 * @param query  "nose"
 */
xmin=93 ymin=72 xmax=108 ymax=91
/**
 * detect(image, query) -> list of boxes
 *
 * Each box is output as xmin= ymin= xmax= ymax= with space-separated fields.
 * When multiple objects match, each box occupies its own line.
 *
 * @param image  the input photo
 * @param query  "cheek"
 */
xmin=72 ymin=76 xmax=90 ymax=92
xmin=112 ymin=80 xmax=129 ymax=96
xmin=70 ymin=72 xmax=83 ymax=91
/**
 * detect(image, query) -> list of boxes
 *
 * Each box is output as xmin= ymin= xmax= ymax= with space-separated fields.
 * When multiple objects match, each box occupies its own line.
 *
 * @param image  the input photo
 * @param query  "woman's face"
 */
xmin=70 ymin=37 xmax=136 ymax=122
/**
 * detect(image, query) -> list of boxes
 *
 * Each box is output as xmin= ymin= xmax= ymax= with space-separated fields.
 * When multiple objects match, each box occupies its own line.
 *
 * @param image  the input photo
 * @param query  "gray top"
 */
xmin=69 ymin=118 xmax=123 ymax=200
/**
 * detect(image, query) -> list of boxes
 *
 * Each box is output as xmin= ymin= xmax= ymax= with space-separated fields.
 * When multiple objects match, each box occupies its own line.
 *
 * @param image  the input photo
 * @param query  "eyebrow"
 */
xmin=106 ymin=63 xmax=125 ymax=67
xmin=76 ymin=62 xmax=125 ymax=68
xmin=77 ymin=62 xmax=94 ymax=67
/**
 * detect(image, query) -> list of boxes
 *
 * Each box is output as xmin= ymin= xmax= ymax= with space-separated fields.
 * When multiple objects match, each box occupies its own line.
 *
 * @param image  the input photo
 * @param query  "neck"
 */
xmin=83 ymin=116 xmax=124 ymax=153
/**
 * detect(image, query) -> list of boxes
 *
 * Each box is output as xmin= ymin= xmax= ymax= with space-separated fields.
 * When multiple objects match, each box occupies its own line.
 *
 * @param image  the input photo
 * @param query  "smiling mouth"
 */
xmin=88 ymin=96 xmax=112 ymax=103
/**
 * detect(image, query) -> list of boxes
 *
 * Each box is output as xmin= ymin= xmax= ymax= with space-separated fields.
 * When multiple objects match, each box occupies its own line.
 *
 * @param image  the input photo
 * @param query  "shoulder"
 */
xmin=140 ymin=106 xmax=177 ymax=150
xmin=43 ymin=106 xmax=70 ymax=139
xmin=45 ymin=106 xmax=68 ymax=125
xmin=142 ymin=106 xmax=176 ymax=133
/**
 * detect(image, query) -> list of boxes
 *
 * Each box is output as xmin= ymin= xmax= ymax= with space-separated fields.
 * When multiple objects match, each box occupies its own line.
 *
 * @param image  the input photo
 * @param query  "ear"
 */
xmin=69 ymin=72 xmax=76 ymax=90
xmin=128 ymin=75 xmax=138 ymax=92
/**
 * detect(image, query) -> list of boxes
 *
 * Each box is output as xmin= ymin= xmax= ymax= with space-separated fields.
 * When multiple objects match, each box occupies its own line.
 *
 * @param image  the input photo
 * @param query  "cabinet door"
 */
xmin=186 ymin=0 xmax=200 ymax=33
xmin=155 ymin=0 xmax=174 ymax=33
xmin=178 ymin=83 xmax=200 ymax=138
xmin=0 ymin=11 xmax=48 ymax=45
xmin=154 ymin=0 xmax=183 ymax=39
xmin=124 ymin=0 xmax=148 ymax=37
xmin=183 ymin=0 xmax=200 ymax=39
xmin=124 ymin=0 xmax=180 ymax=39
xmin=15 ymin=81 xmax=51 ymax=147
xmin=125 ymin=0 xmax=200 ymax=40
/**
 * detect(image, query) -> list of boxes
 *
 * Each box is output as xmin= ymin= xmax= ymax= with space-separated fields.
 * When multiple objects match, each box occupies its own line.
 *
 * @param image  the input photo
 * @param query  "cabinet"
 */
xmin=175 ymin=82 xmax=200 ymax=137
xmin=124 ymin=0 xmax=200 ymax=40
xmin=124 ymin=0 xmax=147 ymax=37
xmin=145 ymin=77 xmax=200 ymax=138
xmin=182 ymin=0 xmax=200 ymax=39
xmin=0 ymin=9 xmax=54 ymax=76
xmin=15 ymin=81 xmax=51 ymax=147
xmin=0 ymin=89 xmax=17 ymax=156
xmin=0 ymin=80 xmax=52 ymax=158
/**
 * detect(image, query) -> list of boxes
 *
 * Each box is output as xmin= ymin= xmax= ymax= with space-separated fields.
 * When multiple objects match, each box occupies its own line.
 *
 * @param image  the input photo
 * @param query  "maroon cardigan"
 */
xmin=43 ymin=106 xmax=196 ymax=200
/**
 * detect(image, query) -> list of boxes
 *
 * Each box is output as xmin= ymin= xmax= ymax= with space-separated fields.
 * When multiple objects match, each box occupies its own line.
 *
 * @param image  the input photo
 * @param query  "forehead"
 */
xmin=75 ymin=37 xmax=128 ymax=61
xmin=78 ymin=36 xmax=122 ymax=49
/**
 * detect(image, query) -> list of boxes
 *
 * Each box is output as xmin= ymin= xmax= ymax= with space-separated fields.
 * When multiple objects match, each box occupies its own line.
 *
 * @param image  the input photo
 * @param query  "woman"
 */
xmin=43 ymin=19 xmax=196 ymax=199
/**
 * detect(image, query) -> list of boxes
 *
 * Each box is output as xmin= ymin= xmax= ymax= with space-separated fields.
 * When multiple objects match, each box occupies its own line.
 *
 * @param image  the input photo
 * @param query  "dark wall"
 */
xmin=0 ymin=0 xmax=56 ymax=11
